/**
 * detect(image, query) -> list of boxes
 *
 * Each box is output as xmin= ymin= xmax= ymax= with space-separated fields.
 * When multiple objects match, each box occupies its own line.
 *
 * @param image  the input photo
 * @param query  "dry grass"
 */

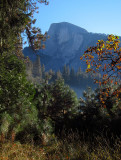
xmin=0 ymin=141 xmax=46 ymax=160
xmin=0 ymin=134 xmax=121 ymax=160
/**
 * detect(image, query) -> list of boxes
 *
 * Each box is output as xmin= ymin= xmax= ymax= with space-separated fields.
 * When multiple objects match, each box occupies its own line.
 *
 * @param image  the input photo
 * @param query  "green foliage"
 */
xmin=0 ymin=0 xmax=51 ymax=143
xmin=0 ymin=0 xmax=48 ymax=56
xmin=34 ymin=79 xmax=79 ymax=122
xmin=1 ymin=0 xmax=120 ymax=151
xmin=28 ymin=56 xmax=97 ymax=89
xmin=79 ymin=84 xmax=121 ymax=120
xmin=98 ymin=83 xmax=121 ymax=117
xmin=1 ymin=0 xmax=28 ymax=54
xmin=79 ymin=87 xmax=101 ymax=120
xmin=0 ymin=54 xmax=38 ymax=138
xmin=51 ymin=79 xmax=79 ymax=119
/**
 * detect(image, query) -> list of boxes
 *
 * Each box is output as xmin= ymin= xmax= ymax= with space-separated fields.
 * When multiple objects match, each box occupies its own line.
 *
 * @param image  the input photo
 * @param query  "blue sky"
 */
xmin=34 ymin=0 xmax=121 ymax=36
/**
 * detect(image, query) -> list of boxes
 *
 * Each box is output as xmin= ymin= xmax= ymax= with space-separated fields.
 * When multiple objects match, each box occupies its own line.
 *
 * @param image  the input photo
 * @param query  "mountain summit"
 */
xmin=48 ymin=22 xmax=88 ymax=35
xmin=44 ymin=22 xmax=88 ymax=63
xmin=23 ymin=22 xmax=107 ymax=71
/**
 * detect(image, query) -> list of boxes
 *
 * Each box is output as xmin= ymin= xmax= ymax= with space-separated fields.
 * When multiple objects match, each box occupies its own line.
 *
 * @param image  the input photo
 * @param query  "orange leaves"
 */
xmin=99 ymin=83 xmax=121 ymax=109
xmin=80 ymin=34 xmax=121 ymax=110
xmin=94 ymin=80 xmax=98 ymax=84
xmin=96 ymin=64 xmax=101 ymax=69
xmin=102 ymin=100 xmax=105 ymax=104
xmin=103 ymin=105 xmax=106 ymax=108
xmin=88 ymin=55 xmax=94 ymax=59
xmin=115 ymin=36 xmax=119 ymax=39
xmin=110 ymin=80 xmax=113 ymax=84
xmin=115 ymin=82 xmax=118 ymax=85
xmin=104 ymin=64 xmax=107 ymax=70
xmin=42 ymin=44 xmax=45 ymax=49
xmin=119 ymin=48 xmax=121 ymax=52
xmin=116 ymin=65 xmax=121 ymax=70
xmin=102 ymin=81 xmax=108 ymax=85
xmin=86 ymin=69 xmax=92 ymax=73
xmin=99 ymin=81 xmax=101 ymax=86
xmin=97 ymin=48 xmax=101 ymax=52
xmin=80 ymin=34 xmax=121 ymax=86
xmin=108 ymin=34 xmax=115 ymax=42
xmin=103 ymin=74 xmax=108 ymax=79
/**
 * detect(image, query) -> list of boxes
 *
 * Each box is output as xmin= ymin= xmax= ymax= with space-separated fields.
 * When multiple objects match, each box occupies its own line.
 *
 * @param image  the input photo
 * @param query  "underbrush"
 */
xmin=0 ymin=142 xmax=46 ymax=160
xmin=0 ymin=132 xmax=121 ymax=160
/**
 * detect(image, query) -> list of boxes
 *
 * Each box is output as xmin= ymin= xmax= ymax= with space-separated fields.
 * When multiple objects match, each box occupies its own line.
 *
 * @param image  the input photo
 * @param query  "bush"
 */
xmin=0 ymin=54 xmax=38 ymax=141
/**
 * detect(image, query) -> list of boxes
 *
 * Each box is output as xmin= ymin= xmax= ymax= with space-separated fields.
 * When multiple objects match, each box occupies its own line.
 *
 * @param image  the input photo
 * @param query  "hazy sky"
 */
xmin=34 ymin=0 xmax=121 ymax=36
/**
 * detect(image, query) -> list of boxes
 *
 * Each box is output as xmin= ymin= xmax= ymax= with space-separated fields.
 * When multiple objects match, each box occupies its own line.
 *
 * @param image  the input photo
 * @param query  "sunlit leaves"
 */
xmin=80 ymin=35 xmax=121 ymax=108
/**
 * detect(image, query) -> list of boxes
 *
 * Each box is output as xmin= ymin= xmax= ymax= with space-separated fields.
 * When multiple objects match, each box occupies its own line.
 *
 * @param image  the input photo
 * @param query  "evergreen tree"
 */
xmin=79 ymin=87 xmax=101 ymax=120
xmin=50 ymin=79 xmax=79 ymax=120
xmin=77 ymin=66 xmax=82 ymax=76
xmin=1 ymin=0 xmax=48 ymax=56
xmin=0 ymin=54 xmax=38 ymax=141
xmin=42 ymin=64 xmax=45 ymax=78
xmin=56 ymin=70 xmax=62 ymax=80
xmin=62 ymin=64 xmax=67 ymax=80
xmin=62 ymin=65 xmax=70 ymax=82
xmin=70 ymin=67 xmax=75 ymax=78
xmin=34 ymin=79 xmax=79 ymax=122
xmin=49 ymin=69 xmax=55 ymax=77
xmin=0 ymin=0 xmax=49 ymax=143
xmin=76 ymin=66 xmax=82 ymax=81
xmin=33 ymin=83 xmax=54 ymax=144
xmin=26 ymin=59 xmax=33 ymax=80
xmin=66 ymin=65 xmax=70 ymax=78
xmin=32 ymin=55 xmax=42 ymax=78
xmin=70 ymin=67 xmax=76 ymax=84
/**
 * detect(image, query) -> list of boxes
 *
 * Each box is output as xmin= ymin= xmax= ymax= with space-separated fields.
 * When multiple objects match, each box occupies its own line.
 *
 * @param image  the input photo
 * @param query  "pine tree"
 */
xmin=70 ymin=67 xmax=75 ymax=78
xmin=62 ymin=65 xmax=70 ymax=82
xmin=32 ymin=55 xmax=42 ymax=78
xmin=77 ymin=67 xmax=82 ymax=76
xmin=50 ymin=79 xmax=79 ymax=120
xmin=0 ymin=54 xmax=38 ymax=141
xmin=26 ymin=59 xmax=33 ymax=80
xmin=70 ymin=67 xmax=76 ymax=84
xmin=79 ymin=87 xmax=100 ymax=120
xmin=0 ymin=0 xmax=48 ymax=56
xmin=62 ymin=64 xmax=67 ymax=79
xmin=0 ymin=0 xmax=49 ymax=142
xmin=42 ymin=64 xmax=45 ymax=78
xmin=34 ymin=79 xmax=79 ymax=122
xmin=56 ymin=70 xmax=62 ymax=80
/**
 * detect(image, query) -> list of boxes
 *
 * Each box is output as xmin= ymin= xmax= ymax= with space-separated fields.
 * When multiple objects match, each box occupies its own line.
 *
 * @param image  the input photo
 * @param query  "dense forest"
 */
xmin=0 ymin=0 xmax=121 ymax=159
xmin=25 ymin=55 xmax=98 ymax=89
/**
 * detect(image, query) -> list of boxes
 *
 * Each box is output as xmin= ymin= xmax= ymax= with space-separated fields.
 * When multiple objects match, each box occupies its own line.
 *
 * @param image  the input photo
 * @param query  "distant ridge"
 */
xmin=23 ymin=22 xmax=115 ymax=71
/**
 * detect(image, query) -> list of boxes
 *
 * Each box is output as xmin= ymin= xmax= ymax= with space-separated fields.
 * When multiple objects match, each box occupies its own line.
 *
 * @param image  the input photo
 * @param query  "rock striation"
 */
xmin=23 ymin=22 xmax=110 ymax=71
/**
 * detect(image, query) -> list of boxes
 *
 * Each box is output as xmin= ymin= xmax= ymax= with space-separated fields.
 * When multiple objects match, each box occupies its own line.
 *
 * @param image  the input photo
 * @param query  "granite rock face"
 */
xmin=23 ymin=22 xmax=108 ymax=71
xmin=44 ymin=22 xmax=88 ymax=63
